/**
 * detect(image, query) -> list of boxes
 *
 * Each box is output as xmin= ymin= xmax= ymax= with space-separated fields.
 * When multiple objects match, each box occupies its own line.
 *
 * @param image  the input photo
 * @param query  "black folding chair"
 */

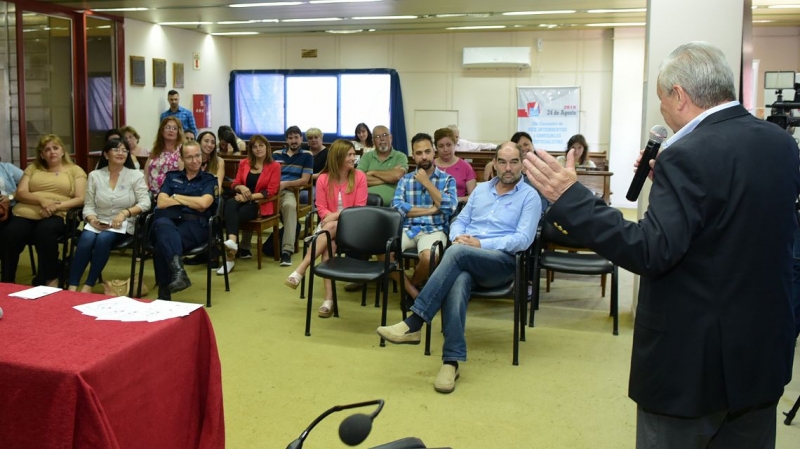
xmin=304 ymin=206 xmax=403 ymax=346
xmin=529 ymin=221 xmax=618 ymax=335
xmin=135 ymin=199 xmax=229 ymax=307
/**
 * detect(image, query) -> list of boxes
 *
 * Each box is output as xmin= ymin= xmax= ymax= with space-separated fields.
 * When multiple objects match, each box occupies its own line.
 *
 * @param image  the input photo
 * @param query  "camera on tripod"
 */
xmin=765 ymin=71 xmax=800 ymax=131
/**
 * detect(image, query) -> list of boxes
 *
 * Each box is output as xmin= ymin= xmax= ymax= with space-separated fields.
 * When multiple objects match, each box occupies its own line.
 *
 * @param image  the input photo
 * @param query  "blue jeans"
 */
xmin=69 ymin=231 xmax=127 ymax=287
xmin=410 ymin=244 xmax=515 ymax=362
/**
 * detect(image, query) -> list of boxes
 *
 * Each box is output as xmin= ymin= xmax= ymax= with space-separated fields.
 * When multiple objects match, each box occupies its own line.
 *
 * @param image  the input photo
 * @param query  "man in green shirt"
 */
xmin=357 ymin=125 xmax=408 ymax=205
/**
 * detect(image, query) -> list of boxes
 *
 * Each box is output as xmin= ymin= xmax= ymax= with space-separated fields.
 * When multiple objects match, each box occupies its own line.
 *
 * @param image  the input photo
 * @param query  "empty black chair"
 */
xmin=529 ymin=221 xmax=618 ymax=335
xmin=304 ymin=206 xmax=403 ymax=346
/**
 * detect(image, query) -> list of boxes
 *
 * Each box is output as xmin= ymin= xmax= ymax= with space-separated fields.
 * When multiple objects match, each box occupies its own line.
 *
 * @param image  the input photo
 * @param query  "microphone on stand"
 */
xmin=286 ymin=399 xmax=385 ymax=449
xmin=626 ymin=125 xmax=669 ymax=202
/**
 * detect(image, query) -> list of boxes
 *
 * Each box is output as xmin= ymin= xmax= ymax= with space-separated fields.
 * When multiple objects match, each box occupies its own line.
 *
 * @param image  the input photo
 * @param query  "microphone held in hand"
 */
xmin=626 ymin=125 xmax=668 ymax=201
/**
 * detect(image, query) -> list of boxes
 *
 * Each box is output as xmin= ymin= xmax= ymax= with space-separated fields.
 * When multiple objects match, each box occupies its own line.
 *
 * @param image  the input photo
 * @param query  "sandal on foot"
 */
xmin=318 ymin=299 xmax=334 ymax=318
xmin=284 ymin=271 xmax=303 ymax=290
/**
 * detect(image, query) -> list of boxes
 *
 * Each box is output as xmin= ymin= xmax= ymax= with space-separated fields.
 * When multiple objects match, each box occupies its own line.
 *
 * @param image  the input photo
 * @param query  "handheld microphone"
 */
xmin=286 ymin=399 xmax=384 ymax=449
xmin=626 ymin=125 xmax=668 ymax=201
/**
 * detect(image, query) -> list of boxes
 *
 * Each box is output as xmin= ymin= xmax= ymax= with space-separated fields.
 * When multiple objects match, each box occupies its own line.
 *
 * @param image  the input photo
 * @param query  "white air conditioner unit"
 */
xmin=462 ymin=47 xmax=531 ymax=69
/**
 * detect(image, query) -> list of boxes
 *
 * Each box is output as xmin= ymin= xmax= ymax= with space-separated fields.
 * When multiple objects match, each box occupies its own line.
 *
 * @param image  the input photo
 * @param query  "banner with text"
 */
xmin=516 ymin=86 xmax=580 ymax=151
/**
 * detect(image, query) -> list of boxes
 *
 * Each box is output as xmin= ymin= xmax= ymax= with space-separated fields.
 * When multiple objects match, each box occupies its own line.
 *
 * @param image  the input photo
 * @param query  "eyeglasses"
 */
xmin=184 ymin=154 xmax=203 ymax=160
xmin=374 ymin=133 xmax=390 ymax=140
xmin=164 ymin=125 xmax=179 ymax=131
xmin=110 ymin=147 xmax=129 ymax=153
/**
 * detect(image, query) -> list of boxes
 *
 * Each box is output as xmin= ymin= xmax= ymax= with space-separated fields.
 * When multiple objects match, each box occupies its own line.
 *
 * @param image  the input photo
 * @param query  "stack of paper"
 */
xmin=9 ymin=286 xmax=62 ymax=300
xmin=73 ymin=297 xmax=203 ymax=322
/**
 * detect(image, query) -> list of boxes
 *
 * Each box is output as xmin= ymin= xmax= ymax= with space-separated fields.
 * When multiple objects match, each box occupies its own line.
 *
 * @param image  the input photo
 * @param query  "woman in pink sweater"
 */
xmin=284 ymin=139 xmax=367 ymax=317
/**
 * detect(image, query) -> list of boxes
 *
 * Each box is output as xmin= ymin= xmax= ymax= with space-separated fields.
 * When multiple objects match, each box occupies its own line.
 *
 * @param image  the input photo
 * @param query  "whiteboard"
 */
xmin=413 ymin=110 xmax=458 ymax=136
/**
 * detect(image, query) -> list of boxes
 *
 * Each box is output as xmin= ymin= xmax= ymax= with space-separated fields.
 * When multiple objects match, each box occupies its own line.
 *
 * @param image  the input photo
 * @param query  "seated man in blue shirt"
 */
xmin=392 ymin=132 xmax=457 ymax=300
xmin=378 ymin=142 xmax=541 ymax=394
xmin=153 ymin=140 xmax=218 ymax=300
xmin=272 ymin=125 xmax=313 ymax=266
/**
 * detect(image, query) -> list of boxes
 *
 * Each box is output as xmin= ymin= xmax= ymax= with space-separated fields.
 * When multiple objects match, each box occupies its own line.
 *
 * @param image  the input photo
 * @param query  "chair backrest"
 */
xmin=335 ymin=206 xmax=402 ymax=255
xmin=541 ymin=220 xmax=584 ymax=249
xmin=366 ymin=193 xmax=384 ymax=207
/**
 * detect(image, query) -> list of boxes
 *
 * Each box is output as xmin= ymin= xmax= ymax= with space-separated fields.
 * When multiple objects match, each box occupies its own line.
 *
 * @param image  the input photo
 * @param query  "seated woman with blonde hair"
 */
xmin=0 ymin=134 xmax=87 ymax=286
xmin=284 ymin=139 xmax=367 ymax=318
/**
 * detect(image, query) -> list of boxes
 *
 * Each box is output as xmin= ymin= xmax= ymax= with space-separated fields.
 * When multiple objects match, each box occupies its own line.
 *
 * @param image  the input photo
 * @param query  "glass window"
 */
xmin=340 ymin=74 xmax=390 ymax=137
xmin=234 ymin=73 xmax=284 ymax=135
xmin=231 ymin=70 xmax=395 ymax=141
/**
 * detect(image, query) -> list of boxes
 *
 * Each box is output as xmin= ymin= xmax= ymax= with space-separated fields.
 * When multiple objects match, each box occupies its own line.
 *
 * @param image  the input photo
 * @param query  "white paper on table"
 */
xmin=84 ymin=221 xmax=128 ymax=235
xmin=73 ymin=297 xmax=203 ymax=322
xmin=9 ymin=286 xmax=62 ymax=300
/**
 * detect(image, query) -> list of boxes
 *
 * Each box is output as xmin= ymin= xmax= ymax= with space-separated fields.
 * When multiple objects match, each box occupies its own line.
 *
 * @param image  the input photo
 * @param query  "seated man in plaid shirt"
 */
xmin=392 ymin=132 xmax=458 ymax=300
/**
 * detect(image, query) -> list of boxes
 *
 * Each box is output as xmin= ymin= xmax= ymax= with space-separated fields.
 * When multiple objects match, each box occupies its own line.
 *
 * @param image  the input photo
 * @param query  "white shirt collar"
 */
xmin=662 ymin=101 xmax=739 ymax=150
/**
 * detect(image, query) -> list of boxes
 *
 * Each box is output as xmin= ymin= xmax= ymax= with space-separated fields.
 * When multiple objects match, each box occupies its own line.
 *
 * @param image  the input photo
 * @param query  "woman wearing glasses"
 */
xmin=67 ymin=139 xmax=150 ymax=293
xmin=144 ymin=117 xmax=185 ymax=196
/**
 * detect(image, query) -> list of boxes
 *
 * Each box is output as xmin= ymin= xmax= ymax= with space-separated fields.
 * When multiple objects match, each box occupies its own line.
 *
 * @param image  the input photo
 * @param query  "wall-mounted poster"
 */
xmin=130 ymin=56 xmax=145 ymax=86
xmin=153 ymin=58 xmax=167 ymax=87
xmin=173 ymin=63 xmax=184 ymax=89
xmin=193 ymin=94 xmax=211 ymax=128
xmin=516 ymin=86 xmax=580 ymax=151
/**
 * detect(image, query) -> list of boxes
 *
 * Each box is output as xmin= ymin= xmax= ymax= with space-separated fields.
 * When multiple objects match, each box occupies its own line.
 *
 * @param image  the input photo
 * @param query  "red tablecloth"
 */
xmin=0 ymin=283 xmax=224 ymax=449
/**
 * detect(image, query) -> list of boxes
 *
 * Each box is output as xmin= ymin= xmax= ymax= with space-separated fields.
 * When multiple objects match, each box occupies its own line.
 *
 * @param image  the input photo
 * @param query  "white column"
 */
xmin=632 ymin=0 xmax=752 ymax=315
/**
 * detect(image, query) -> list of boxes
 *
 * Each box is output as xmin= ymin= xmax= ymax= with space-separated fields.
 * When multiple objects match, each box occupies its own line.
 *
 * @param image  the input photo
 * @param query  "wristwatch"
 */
xmin=171 ymin=193 xmax=177 ymax=200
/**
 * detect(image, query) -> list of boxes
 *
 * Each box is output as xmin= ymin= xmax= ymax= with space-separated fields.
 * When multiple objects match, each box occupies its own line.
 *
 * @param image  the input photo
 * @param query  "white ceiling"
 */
xmin=33 ymin=0 xmax=800 ymax=36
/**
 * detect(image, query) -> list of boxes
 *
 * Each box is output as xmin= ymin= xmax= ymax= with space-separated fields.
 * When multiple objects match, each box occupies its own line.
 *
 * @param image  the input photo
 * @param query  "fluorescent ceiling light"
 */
xmin=91 ymin=7 xmax=150 ymax=12
xmin=435 ymin=14 xmax=466 ymax=18
xmin=767 ymin=5 xmax=800 ymax=8
xmin=229 ymin=2 xmax=303 ymax=7
xmin=446 ymin=25 xmax=506 ymax=30
xmin=311 ymin=0 xmax=381 ymax=3
xmin=467 ymin=13 xmax=493 ymax=17
xmin=753 ymin=20 xmax=775 ymax=23
xmin=282 ymin=17 xmax=342 ymax=22
xmin=352 ymin=15 xmax=418 ymax=20
xmin=586 ymin=22 xmax=646 ymax=27
xmin=587 ymin=8 xmax=646 ymax=13
xmin=159 ymin=21 xmax=213 ymax=25
xmin=325 ymin=29 xmax=364 ymax=33
xmin=218 ymin=19 xmax=280 ymax=24
xmin=502 ymin=10 xmax=576 ymax=16
xmin=212 ymin=31 xmax=260 ymax=35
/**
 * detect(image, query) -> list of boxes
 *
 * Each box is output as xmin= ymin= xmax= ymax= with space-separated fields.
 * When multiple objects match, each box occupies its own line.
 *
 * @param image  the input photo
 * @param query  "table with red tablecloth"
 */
xmin=0 ymin=283 xmax=225 ymax=449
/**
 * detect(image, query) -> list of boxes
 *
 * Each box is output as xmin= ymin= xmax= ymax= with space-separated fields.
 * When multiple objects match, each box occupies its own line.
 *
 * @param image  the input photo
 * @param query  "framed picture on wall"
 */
xmin=153 ymin=58 xmax=167 ymax=87
xmin=173 ymin=63 xmax=184 ymax=89
xmin=130 ymin=56 xmax=145 ymax=86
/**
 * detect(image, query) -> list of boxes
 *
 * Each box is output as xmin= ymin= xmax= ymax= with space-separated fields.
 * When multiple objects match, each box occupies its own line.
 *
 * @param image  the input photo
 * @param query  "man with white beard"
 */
xmin=356 ymin=125 xmax=408 ymax=205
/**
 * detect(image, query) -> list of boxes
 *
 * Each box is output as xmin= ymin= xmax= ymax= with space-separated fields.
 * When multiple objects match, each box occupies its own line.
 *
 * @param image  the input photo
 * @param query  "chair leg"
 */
xmin=611 ymin=267 xmax=619 ymax=336
xmin=601 ymin=273 xmax=607 ymax=297
xmin=424 ymin=323 xmax=432 ymax=356
xmin=379 ymin=277 xmax=388 ymax=347
xmin=546 ymin=269 xmax=552 ymax=292
xmin=272 ymin=226 xmax=281 ymax=261
xmin=332 ymin=280 xmax=340 ymax=318
xmin=361 ymin=283 xmax=367 ymax=306
xmin=29 ymin=245 xmax=37 ymax=276
xmin=256 ymin=229 xmax=263 ymax=270
xmin=300 ymin=240 xmax=308 ymax=299
xmin=305 ymin=268 xmax=315 ymax=337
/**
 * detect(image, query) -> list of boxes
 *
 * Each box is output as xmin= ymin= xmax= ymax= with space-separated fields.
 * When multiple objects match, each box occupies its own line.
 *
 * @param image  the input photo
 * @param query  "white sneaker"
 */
xmin=224 ymin=239 xmax=239 ymax=252
xmin=216 ymin=260 xmax=235 ymax=275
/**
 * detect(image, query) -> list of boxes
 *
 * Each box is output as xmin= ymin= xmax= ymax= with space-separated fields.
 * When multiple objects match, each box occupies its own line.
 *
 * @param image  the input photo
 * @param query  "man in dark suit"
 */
xmin=524 ymin=42 xmax=800 ymax=448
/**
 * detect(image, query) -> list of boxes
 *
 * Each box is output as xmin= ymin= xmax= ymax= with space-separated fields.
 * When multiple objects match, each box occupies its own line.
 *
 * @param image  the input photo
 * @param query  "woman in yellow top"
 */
xmin=0 ymin=135 xmax=87 ymax=286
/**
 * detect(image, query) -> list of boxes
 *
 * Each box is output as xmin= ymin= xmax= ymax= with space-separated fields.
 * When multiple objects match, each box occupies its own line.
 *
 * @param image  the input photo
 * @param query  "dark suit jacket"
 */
xmin=547 ymin=104 xmax=800 ymax=417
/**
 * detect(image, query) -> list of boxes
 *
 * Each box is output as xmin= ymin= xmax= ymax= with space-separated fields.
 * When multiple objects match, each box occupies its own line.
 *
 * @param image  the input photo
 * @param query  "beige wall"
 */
xmin=123 ymin=23 xmax=800 ymax=161
xmin=230 ymin=29 xmax=614 ymax=151
xmin=123 ymin=19 xmax=233 ymax=149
